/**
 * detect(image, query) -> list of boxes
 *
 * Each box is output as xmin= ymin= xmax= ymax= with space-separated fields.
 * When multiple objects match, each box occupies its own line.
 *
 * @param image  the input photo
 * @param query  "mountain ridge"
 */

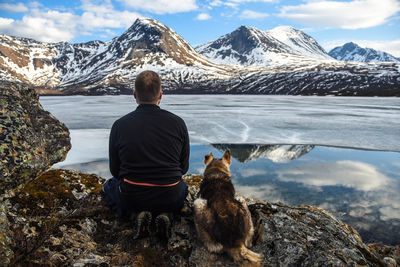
xmin=329 ymin=42 xmax=400 ymax=63
xmin=0 ymin=18 xmax=399 ymax=96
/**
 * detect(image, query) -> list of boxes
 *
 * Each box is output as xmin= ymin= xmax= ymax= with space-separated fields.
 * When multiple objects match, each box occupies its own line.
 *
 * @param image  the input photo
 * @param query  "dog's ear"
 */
xmin=204 ymin=152 xmax=214 ymax=165
xmin=222 ymin=150 xmax=231 ymax=165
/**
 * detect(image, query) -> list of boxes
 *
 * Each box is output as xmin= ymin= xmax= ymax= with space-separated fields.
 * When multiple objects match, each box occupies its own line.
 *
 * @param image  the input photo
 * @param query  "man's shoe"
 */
xmin=155 ymin=213 xmax=172 ymax=239
xmin=132 ymin=211 xmax=152 ymax=239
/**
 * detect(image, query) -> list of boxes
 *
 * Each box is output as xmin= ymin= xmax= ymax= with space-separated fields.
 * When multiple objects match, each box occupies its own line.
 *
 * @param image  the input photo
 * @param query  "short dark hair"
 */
xmin=135 ymin=71 xmax=161 ymax=102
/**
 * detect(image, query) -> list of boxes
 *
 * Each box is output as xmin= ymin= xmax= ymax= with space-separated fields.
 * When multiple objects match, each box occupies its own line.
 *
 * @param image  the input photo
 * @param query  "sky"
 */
xmin=0 ymin=0 xmax=399 ymax=56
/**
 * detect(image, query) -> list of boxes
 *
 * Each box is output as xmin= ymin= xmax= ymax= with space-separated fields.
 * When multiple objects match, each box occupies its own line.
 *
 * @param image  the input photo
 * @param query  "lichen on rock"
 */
xmin=0 ymin=81 xmax=71 ymax=196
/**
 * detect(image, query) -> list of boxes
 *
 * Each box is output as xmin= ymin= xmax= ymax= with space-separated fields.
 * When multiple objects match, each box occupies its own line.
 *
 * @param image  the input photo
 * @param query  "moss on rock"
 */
xmin=0 ymin=81 xmax=70 ymax=196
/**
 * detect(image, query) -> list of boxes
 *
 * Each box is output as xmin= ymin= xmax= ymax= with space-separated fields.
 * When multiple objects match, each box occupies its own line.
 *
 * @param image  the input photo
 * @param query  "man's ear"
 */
xmin=222 ymin=150 xmax=231 ymax=165
xmin=157 ymin=90 xmax=162 ymax=105
xmin=204 ymin=152 xmax=213 ymax=165
xmin=133 ymin=90 xmax=137 ymax=99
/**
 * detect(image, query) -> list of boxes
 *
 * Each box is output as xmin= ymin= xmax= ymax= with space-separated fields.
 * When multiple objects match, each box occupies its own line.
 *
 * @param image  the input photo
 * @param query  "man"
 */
xmin=101 ymin=70 xmax=190 ymax=239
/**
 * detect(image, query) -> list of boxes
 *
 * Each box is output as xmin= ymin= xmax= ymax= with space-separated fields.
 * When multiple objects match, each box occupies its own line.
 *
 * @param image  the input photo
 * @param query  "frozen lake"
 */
xmin=40 ymin=95 xmax=400 ymax=166
xmin=39 ymin=95 xmax=400 ymax=245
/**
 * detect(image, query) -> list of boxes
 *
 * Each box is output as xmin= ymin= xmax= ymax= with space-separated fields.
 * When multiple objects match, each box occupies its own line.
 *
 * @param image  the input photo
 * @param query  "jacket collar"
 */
xmin=136 ymin=104 xmax=160 ymax=110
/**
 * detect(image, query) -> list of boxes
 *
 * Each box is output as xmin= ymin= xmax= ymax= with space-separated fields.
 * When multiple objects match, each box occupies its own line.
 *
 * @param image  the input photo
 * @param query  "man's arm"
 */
xmin=180 ymin=122 xmax=190 ymax=175
xmin=109 ymin=121 xmax=121 ymax=179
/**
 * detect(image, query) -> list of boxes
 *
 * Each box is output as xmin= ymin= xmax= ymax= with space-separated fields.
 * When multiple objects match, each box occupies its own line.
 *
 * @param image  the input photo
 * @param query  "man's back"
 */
xmin=109 ymin=103 xmax=189 ymax=184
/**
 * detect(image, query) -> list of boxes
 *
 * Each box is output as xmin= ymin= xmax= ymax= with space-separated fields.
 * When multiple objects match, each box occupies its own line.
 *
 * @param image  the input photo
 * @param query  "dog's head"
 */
xmin=203 ymin=150 xmax=231 ymax=178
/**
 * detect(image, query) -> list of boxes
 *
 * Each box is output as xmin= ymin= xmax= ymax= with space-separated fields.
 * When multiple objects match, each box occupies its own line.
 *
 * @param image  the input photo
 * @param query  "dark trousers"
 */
xmin=101 ymin=177 xmax=188 ymax=217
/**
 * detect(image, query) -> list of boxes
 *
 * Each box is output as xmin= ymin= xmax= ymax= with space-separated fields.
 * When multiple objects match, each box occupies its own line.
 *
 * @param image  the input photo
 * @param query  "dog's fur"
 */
xmin=194 ymin=150 xmax=262 ymax=266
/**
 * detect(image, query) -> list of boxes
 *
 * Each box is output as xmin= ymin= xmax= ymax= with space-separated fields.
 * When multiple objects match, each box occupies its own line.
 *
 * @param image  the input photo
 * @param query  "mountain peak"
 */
xmin=342 ymin=42 xmax=359 ymax=50
xmin=267 ymin=26 xmax=332 ymax=60
xmin=270 ymin=25 xmax=296 ymax=32
xmin=329 ymin=42 xmax=400 ymax=62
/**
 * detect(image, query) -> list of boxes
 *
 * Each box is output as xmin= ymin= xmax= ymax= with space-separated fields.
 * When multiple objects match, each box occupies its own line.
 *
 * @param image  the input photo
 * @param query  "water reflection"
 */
xmin=276 ymin=160 xmax=390 ymax=191
xmin=209 ymin=144 xmax=400 ymax=245
xmin=212 ymin=144 xmax=314 ymax=163
xmin=59 ymin=144 xmax=400 ymax=245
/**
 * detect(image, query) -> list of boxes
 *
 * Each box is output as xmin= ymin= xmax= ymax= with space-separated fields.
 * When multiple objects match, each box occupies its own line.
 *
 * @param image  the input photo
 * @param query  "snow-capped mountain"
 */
xmin=329 ymin=42 xmax=400 ymax=63
xmin=213 ymin=144 xmax=314 ymax=163
xmin=196 ymin=25 xmax=332 ymax=66
xmin=196 ymin=26 xmax=292 ymax=66
xmin=266 ymin=26 xmax=332 ymax=60
xmin=0 ymin=18 xmax=399 ymax=96
xmin=0 ymin=18 xmax=232 ymax=94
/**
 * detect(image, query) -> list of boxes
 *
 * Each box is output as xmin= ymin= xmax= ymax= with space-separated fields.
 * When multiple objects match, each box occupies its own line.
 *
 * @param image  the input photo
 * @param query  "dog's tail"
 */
xmin=227 ymin=243 xmax=263 ymax=267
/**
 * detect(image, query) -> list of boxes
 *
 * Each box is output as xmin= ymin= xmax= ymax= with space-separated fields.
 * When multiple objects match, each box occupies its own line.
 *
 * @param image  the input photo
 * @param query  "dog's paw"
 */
xmin=205 ymin=242 xmax=223 ymax=253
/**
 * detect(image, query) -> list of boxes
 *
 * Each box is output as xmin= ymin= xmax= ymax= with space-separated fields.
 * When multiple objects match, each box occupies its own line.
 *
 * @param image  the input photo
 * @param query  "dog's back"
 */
xmin=194 ymin=151 xmax=262 ymax=266
xmin=199 ymin=173 xmax=248 ymax=247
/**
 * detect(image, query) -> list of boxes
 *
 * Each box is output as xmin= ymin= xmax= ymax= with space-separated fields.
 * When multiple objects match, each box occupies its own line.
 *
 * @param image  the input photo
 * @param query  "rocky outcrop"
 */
xmin=0 ymin=81 xmax=70 ymax=266
xmin=4 ymin=170 xmax=399 ymax=266
xmin=0 ymin=81 xmax=71 ymax=195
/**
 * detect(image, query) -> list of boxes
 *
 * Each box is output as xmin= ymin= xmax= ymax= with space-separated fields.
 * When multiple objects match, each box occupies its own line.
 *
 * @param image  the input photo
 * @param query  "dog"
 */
xmin=194 ymin=150 xmax=262 ymax=266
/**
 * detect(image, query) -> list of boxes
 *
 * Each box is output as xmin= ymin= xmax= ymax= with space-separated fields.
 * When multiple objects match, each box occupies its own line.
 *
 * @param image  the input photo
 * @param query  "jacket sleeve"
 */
xmin=109 ymin=121 xmax=121 ymax=179
xmin=180 ymin=121 xmax=190 ymax=175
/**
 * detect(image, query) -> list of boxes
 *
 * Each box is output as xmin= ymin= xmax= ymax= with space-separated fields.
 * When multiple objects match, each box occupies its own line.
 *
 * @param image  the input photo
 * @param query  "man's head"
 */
xmin=134 ymin=70 xmax=162 ymax=105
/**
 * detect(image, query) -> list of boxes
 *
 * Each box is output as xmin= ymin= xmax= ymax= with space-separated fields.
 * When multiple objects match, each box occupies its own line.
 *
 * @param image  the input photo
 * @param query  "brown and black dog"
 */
xmin=194 ymin=150 xmax=262 ymax=266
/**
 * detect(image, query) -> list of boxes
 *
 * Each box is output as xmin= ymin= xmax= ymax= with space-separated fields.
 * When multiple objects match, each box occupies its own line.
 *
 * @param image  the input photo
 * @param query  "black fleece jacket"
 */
xmin=109 ymin=104 xmax=190 ymax=185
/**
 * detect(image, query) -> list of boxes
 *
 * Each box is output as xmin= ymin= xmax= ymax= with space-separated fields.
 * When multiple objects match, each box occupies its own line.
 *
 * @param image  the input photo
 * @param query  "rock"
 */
xmin=0 ymin=81 xmax=70 ymax=266
xmin=0 ymin=81 xmax=71 ymax=196
xmin=4 ymin=171 xmax=398 ymax=266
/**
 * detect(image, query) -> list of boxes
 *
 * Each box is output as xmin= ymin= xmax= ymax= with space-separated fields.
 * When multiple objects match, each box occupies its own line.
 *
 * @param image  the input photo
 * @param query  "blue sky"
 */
xmin=0 ymin=0 xmax=399 ymax=56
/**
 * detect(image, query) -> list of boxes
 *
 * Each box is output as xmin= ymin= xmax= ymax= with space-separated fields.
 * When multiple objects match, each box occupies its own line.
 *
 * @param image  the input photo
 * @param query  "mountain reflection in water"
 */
xmin=59 ymin=144 xmax=400 ymax=245
xmin=212 ymin=144 xmax=314 ymax=163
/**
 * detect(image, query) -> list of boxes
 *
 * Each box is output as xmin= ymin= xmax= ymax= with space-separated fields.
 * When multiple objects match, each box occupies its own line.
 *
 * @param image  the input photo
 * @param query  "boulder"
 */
xmin=0 ymin=82 xmax=70 ymax=266
xmin=5 ymin=171 xmax=399 ymax=266
xmin=0 ymin=81 xmax=70 ymax=196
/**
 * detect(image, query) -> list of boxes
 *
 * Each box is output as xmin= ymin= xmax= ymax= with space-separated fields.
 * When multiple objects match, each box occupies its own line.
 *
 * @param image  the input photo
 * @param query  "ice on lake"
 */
xmin=40 ymin=95 xmax=400 ymax=166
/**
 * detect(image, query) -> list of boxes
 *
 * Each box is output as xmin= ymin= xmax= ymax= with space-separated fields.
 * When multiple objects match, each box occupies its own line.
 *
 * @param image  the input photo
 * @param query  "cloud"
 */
xmin=322 ymin=39 xmax=400 ymax=57
xmin=229 ymin=0 xmax=276 ymax=2
xmin=239 ymin=9 xmax=269 ymax=19
xmin=276 ymin=160 xmax=391 ymax=191
xmin=0 ymin=2 xmax=28 ymax=12
xmin=0 ymin=0 xmax=141 ymax=42
xmin=238 ymin=168 xmax=267 ymax=177
xmin=196 ymin=13 xmax=211 ymax=20
xmin=80 ymin=0 xmax=141 ymax=31
xmin=235 ymin=184 xmax=283 ymax=203
xmin=279 ymin=0 xmax=400 ymax=29
xmin=0 ymin=10 xmax=78 ymax=42
xmin=209 ymin=0 xmax=275 ymax=8
xmin=117 ymin=0 xmax=198 ymax=14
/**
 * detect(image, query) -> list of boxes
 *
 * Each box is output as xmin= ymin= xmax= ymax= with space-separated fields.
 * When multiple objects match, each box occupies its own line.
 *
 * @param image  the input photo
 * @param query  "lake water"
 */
xmin=40 ymin=95 xmax=400 ymax=245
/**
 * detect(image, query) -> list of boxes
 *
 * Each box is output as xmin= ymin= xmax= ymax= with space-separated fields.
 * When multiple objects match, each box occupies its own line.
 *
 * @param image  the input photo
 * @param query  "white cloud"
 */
xmin=322 ymin=39 xmax=400 ymax=57
xmin=0 ymin=2 xmax=28 ymax=12
xmin=209 ymin=0 xmax=275 ymax=8
xmin=0 ymin=0 xmax=141 ymax=43
xmin=210 ymin=0 xmax=223 ymax=6
xmin=117 ymin=0 xmax=198 ymax=14
xmin=0 ymin=17 xmax=14 ymax=26
xmin=239 ymin=9 xmax=269 ymax=19
xmin=238 ymin=168 xmax=267 ymax=177
xmin=229 ymin=0 xmax=275 ymax=2
xmin=80 ymin=0 xmax=140 ymax=31
xmin=196 ymin=13 xmax=211 ymax=20
xmin=279 ymin=0 xmax=400 ymax=29
xmin=235 ymin=184 xmax=283 ymax=203
xmin=0 ymin=10 xmax=78 ymax=42
xmin=276 ymin=160 xmax=391 ymax=191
